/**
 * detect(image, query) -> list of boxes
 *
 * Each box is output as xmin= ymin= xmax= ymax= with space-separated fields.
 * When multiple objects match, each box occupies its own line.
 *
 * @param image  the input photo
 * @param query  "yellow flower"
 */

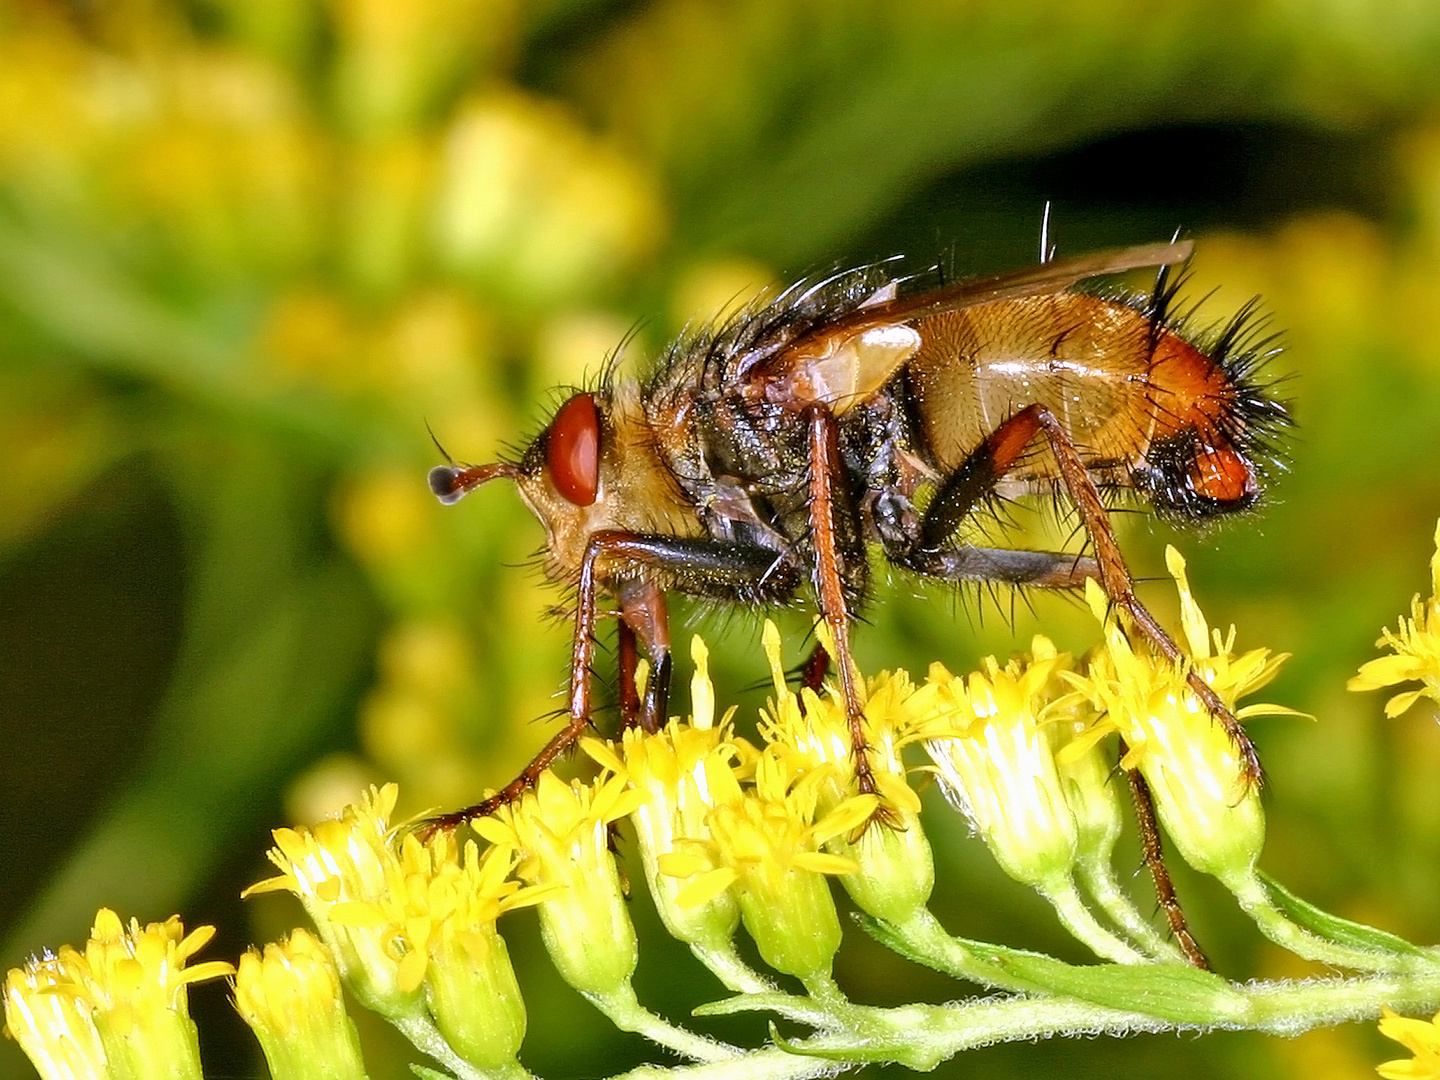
xmin=754 ymin=621 xmax=933 ymax=924
xmin=582 ymin=637 xmax=755 ymax=950
xmin=5 ymin=956 xmax=107 ymax=1080
xmin=1350 ymin=520 xmax=1440 ymax=717
xmin=3 ymin=909 xmax=232 ymax=1080
xmin=473 ymin=771 xmax=646 ymax=998
xmin=1062 ymin=551 xmax=1294 ymax=887
xmin=246 ymin=784 xmax=418 ymax=1015
xmin=245 ymin=781 xmax=542 ymax=1047
xmin=913 ymin=640 xmax=1079 ymax=893
xmin=659 ymin=746 xmax=862 ymax=984
xmin=235 ymin=929 xmax=368 ymax=1080
xmin=1378 ymin=1007 xmax=1440 ymax=1079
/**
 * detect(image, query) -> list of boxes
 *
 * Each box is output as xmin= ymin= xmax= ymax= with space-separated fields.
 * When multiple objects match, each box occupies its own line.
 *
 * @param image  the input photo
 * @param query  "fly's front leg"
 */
xmin=424 ymin=531 xmax=799 ymax=832
xmin=804 ymin=406 xmax=884 ymax=808
xmin=423 ymin=533 xmax=619 ymax=832
xmin=616 ymin=576 xmax=672 ymax=734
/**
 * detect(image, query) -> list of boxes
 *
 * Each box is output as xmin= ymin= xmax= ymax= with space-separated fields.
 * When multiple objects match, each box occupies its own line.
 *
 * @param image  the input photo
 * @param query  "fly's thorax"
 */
xmin=515 ymin=381 xmax=705 ymax=583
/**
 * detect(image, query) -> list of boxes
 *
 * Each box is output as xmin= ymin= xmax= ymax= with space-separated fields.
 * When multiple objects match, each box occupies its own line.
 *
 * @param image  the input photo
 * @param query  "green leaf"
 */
xmin=962 ymin=939 xmax=1249 ymax=1025
xmin=1256 ymin=871 xmax=1432 ymax=959
xmin=859 ymin=914 xmax=1248 ymax=1025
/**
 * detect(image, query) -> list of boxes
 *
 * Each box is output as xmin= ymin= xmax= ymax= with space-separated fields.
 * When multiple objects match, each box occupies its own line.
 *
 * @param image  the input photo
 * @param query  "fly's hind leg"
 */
xmin=903 ymin=402 xmax=1262 ymax=786
xmin=891 ymin=403 xmax=1242 ymax=969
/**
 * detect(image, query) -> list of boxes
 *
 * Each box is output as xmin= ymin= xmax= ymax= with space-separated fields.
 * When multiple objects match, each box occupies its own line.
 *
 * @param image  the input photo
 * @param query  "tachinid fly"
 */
xmin=427 ymin=239 xmax=1288 ymax=961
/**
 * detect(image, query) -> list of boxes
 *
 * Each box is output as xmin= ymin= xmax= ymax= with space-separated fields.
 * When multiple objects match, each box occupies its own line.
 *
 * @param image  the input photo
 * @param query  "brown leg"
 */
xmin=617 ymin=618 xmax=642 ymax=730
xmin=421 ymin=532 xmax=794 ymax=833
xmin=616 ymin=576 xmax=672 ymax=734
xmin=801 ymin=642 xmax=830 ymax=694
xmin=917 ymin=402 xmax=1261 ymax=789
xmin=796 ymin=641 xmax=830 ymax=718
xmin=1024 ymin=405 xmax=1262 ymax=788
xmin=1121 ymin=741 xmax=1209 ymax=969
xmin=805 ymin=406 xmax=883 ymax=806
xmin=421 ymin=533 xmax=616 ymax=833
xmin=909 ymin=403 xmax=1255 ymax=967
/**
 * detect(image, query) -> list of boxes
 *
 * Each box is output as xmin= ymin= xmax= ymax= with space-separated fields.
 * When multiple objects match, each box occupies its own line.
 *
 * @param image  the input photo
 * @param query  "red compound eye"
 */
xmin=546 ymin=393 xmax=601 ymax=506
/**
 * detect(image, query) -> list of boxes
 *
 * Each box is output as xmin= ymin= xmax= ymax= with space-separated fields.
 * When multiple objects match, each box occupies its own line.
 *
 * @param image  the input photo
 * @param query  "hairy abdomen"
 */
xmin=907 ymin=293 xmax=1238 ymax=484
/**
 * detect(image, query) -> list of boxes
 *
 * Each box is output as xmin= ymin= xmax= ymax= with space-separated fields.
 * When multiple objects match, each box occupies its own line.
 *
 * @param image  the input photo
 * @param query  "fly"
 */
xmin=425 ymin=239 xmax=1288 ymax=960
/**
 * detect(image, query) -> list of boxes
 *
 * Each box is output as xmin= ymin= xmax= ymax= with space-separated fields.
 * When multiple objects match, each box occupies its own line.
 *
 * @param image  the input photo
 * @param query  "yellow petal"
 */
xmin=812 ymin=795 xmax=878 ymax=845
xmin=792 ymin=852 xmax=859 ymax=876
xmin=1351 ymin=655 xmax=1423 ymax=690
xmin=397 ymin=947 xmax=429 ymax=994
xmin=581 ymin=737 xmax=625 ymax=774
xmin=1385 ymin=688 xmax=1427 ymax=718
xmin=657 ymin=851 xmax=711 ymax=878
xmin=675 ymin=868 xmax=739 ymax=909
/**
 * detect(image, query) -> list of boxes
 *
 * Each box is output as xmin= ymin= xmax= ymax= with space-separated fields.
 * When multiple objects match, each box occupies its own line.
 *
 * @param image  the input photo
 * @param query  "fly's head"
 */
xmin=430 ymin=384 xmax=701 ymax=583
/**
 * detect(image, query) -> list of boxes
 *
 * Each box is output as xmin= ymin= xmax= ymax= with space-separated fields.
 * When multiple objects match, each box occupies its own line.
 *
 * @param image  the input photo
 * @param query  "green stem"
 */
xmin=589 ymin=982 xmax=740 ymax=1062
xmin=653 ymin=970 xmax=1440 ymax=1078
xmin=798 ymin=971 xmax=849 ymax=1010
xmin=688 ymin=941 xmax=777 ymax=995
xmin=391 ymin=1014 xmax=527 ymax=1080
xmin=1076 ymin=858 xmax=1187 ymax=963
xmin=885 ymin=908 xmax=1040 ymax=991
xmin=1229 ymin=872 xmax=1439 ymax=974
xmin=1041 ymin=877 xmax=1149 ymax=964
xmin=611 ymin=1046 xmax=837 ymax=1080
xmin=787 ymin=973 xmax=1440 ymax=1072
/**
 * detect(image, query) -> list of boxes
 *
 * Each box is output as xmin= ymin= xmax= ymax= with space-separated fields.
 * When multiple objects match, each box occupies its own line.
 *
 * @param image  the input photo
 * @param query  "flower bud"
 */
xmin=235 ymin=930 xmax=368 ymax=1080
xmin=917 ymin=653 xmax=1078 ymax=895
xmin=474 ymin=772 xmax=646 ymax=999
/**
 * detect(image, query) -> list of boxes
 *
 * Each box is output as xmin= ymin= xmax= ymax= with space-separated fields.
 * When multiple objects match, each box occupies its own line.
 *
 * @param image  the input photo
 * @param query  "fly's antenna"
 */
xmin=424 ymin=422 xmax=521 ymax=505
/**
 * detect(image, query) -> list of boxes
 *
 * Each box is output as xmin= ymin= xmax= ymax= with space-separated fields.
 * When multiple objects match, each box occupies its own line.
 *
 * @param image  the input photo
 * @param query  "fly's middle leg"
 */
xmin=804 ymin=406 xmax=887 ymax=816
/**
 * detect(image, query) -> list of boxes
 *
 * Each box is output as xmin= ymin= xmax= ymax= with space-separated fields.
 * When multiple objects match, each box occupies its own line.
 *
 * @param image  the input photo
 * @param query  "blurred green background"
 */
xmin=4 ymin=1 xmax=1440 ymax=1077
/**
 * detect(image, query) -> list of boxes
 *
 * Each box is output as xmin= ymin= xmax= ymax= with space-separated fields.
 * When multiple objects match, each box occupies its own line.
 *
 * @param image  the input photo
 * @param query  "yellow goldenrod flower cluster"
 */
xmin=581 ymin=640 xmax=753 ymax=959
xmin=13 ymin=528 xmax=1440 ymax=1079
xmin=3 ymin=910 xmax=231 ymax=1080
xmin=244 ymin=783 xmax=543 ymax=1071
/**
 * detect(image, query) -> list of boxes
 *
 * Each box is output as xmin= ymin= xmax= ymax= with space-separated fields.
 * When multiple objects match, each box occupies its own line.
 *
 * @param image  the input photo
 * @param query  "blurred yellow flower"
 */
xmin=1378 ymin=1007 xmax=1440 ymax=1080
xmin=1350 ymin=520 xmax=1440 ymax=718
xmin=3 ymin=909 xmax=232 ymax=1080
